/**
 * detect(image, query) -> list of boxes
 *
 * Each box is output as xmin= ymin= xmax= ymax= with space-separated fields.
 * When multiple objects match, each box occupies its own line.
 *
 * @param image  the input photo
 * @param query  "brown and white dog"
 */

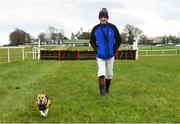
xmin=36 ymin=92 xmax=51 ymax=117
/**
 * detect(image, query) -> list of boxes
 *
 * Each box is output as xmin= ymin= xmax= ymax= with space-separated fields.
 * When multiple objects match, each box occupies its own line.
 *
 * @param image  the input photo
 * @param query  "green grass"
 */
xmin=138 ymin=45 xmax=178 ymax=50
xmin=0 ymin=56 xmax=179 ymax=122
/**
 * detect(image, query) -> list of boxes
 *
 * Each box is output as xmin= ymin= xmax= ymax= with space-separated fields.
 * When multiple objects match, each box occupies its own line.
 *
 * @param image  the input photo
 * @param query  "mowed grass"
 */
xmin=0 ymin=56 xmax=180 ymax=123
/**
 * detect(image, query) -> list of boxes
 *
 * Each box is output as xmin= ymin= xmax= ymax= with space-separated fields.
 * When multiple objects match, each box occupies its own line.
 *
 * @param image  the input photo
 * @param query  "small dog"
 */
xmin=36 ymin=92 xmax=51 ymax=117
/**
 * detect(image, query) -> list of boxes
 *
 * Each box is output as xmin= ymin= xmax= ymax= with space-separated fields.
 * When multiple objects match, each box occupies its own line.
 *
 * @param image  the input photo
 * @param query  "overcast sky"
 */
xmin=0 ymin=0 xmax=180 ymax=45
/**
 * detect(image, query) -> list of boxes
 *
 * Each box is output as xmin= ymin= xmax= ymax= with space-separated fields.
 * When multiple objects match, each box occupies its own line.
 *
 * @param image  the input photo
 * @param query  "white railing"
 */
xmin=0 ymin=45 xmax=44 ymax=62
xmin=0 ymin=46 xmax=25 ymax=62
xmin=139 ymin=49 xmax=179 ymax=56
xmin=33 ymin=47 xmax=45 ymax=60
xmin=25 ymin=47 xmax=46 ymax=60
xmin=25 ymin=40 xmax=41 ymax=60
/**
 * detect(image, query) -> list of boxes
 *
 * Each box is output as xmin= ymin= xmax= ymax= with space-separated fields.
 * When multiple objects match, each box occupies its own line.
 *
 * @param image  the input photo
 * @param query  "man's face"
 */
xmin=100 ymin=17 xmax=108 ymax=24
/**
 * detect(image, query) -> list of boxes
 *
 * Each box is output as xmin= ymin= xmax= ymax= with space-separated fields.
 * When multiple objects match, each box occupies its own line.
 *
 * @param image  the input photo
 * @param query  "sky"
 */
xmin=0 ymin=0 xmax=180 ymax=45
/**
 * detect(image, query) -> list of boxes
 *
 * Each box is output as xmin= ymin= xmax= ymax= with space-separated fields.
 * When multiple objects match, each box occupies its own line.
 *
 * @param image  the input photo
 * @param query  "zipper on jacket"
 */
xmin=101 ymin=26 xmax=109 ymax=59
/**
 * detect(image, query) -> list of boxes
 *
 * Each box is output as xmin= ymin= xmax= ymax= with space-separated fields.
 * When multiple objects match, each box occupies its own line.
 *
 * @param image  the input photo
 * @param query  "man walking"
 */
xmin=90 ymin=8 xmax=122 ymax=96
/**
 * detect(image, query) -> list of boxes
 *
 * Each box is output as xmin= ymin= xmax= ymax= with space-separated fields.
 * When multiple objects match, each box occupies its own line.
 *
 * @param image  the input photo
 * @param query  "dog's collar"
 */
xmin=38 ymin=102 xmax=47 ymax=110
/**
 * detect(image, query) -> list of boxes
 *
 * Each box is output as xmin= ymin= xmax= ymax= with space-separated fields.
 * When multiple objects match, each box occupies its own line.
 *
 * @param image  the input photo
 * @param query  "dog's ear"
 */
xmin=36 ymin=94 xmax=40 ymax=100
xmin=38 ymin=91 xmax=44 ymax=94
xmin=40 ymin=91 xmax=45 ymax=94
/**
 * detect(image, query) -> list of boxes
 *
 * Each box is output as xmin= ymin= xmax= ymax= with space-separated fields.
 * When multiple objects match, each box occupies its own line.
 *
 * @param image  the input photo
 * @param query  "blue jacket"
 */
xmin=90 ymin=23 xmax=121 ymax=59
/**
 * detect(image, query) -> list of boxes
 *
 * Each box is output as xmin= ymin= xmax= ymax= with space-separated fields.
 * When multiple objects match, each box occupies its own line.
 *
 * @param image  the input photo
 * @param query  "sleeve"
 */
xmin=113 ymin=25 xmax=122 ymax=52
xmin=90 ymin=27 xmax=97 ymax=52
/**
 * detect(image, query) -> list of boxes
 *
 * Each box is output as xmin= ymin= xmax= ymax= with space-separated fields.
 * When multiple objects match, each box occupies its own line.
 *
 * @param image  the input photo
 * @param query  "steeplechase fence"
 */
xmin=40 ymin=50 xmax=137 ymax=60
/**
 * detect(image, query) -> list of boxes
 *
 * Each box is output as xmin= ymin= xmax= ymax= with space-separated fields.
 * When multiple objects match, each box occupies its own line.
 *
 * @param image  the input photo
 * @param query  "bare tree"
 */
xmin=38 ymin=32 xmax=47 ymax=44
xmin=46 ymin=26 xmax=64 ymax=44
xmin=123 ymin=24 xmax=144 ymax=45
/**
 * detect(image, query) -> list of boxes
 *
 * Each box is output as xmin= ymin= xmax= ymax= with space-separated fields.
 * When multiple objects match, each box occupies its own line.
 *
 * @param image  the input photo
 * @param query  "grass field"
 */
xmin=0 ymin=56 xmax=179 ymax=122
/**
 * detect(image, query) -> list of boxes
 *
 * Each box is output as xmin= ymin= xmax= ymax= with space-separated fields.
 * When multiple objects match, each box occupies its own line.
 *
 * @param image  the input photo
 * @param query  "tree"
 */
xmin=76 ymin=31 xmax=81 ymax=39
xmin=161 ymin=36 xmax=169 ymax=45
xmin=79 ymin=32 xmax=91 ymax=39
xmin=63 ymin=37 xmax=69 ymax=40
xmin=121 ymin=33 xmax=128 ymax=44
xmin=71 ymin=33 xmax=75 ymax=40
xmin=161 ymin=35 xmax=180 ymax=45
xmin=46 ymin=26 xmax=64 ymax=44
xmin=139 ymin=35 xmax=148 ymax=45
xmin=38 ymin=32 xmax=47 ymax=44
xmin=24 ymin=33 xmax=32 ymax=45
xmin=122 ymin=24 xmax=144 ymax=45
xmin=9 ymin=28 xmax=30 ymax=46
xmin=168 ymin=35 xmax=180 ymax=44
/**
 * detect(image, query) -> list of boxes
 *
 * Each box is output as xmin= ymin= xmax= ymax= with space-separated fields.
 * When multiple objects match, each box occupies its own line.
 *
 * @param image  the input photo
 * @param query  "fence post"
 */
xmin=22 ymin=48 xmax=25 ymax=61
xmin=38 ymin=40 xmax=40 ymax=60
xmin=33 ymin=47 xmax=34 ymax=60
xmin=58 ymin=50 xmax=61 ymax=61
xmin=7 ymin=48 xmax=10 ymax=62
xmin=35 ymin=48 xmax=36 ymax=59
xmin=115 ymin=51 xmax=119 ymax=59
xmin=25 ymin=52 xmax=27 ymax=59
xmin=146 ymin=50 xmax=148 ymax=56
xmin=136 ymin=50 xmax=139 ymax=60
xmin=77 ymin=51 xmax=80 ymax=60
